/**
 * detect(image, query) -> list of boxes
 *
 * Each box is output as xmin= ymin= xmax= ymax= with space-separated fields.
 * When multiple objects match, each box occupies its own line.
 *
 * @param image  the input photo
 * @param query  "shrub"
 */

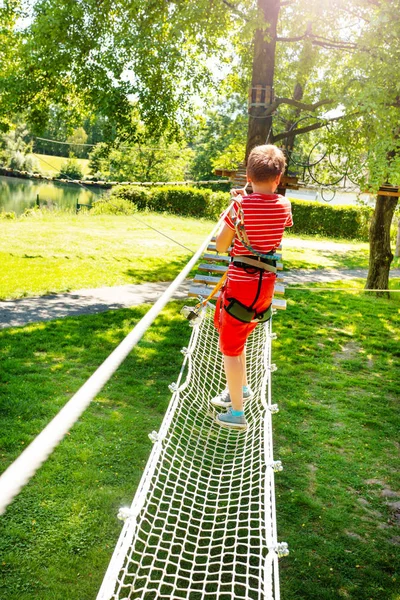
xmin=112 ymin=185 xmax=151 ymax=210
xmin=57 ymin=156 xmax=84 ymax=180
xmin=110 ymin=185 xmax=231 ymax=219
xmin=290 ymin=199 xmax=373 ymax=241
xmin=147 ymin=186 xmax=211 ymax=216
xmin=0 ymin=211 xmax=16 ymax=220
xmin=91 ymin=196 xmax=138 ymax=215
xmin=109 ymin=185 xmax=372 ymax=240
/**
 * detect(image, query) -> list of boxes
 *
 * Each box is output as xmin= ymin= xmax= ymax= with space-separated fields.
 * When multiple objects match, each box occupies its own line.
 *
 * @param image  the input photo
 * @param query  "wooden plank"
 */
xmin=211 ymin=237 xmax=283 ymax=252
xmin=200 ymin=255 xmax=283 ymax=270
xmin=207 ymin=243 xmax=282 ymax=261
xmin=188 ymin=285 xmax=287 ymax=309
xmin=202 ymin=253 xmax=231 ymax=263
xmin=207 ymin=244 xmax=232 ymax=253
xmin=197 ymin=263 xmax=228 ymax=274
xmin=197 ymin=263 xmax=284 ymax=280
xmin=193 ymin=274 xmax=285 ymax=295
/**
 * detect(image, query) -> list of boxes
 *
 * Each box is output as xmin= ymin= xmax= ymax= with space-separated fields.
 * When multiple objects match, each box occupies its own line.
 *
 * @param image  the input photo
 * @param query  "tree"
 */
xmin=88 ymin=140 xmax=194 ymax=183
xmin=242 ymin=0 xmax=399 ymax=290
xmin=66 ymin=127 xmax=88 ymax=158
xmin=57 ymin=155 xmax=83 ymax=180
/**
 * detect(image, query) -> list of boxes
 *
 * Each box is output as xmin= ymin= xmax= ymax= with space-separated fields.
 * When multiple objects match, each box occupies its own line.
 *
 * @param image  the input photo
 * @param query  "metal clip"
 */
xmin=269 ymin=364 xmax=277 ymax=372
xmin=180 ymin=347 xmax=189 ymax=355
xmin=117 ymin=507 xmax=136 ymax=522
xmin=269 ymin=404 xmax=279 ymax=414
xmin=270 ymin=332 xmax=278 ymax=340
xmin=269 ymin=460 xmax=283 ymax=472
xmin=168 ymin=382 xmax=178 ymax=393
xmin=276 ymin=542 xmax=289 ymax=557
xmin=148 ymin=430 xmax=159 ymax=443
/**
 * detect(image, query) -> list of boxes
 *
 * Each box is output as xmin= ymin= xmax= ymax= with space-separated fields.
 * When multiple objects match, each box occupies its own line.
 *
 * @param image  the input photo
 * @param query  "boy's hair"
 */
xmin=247 ymin=144 xmax=286 ymax=183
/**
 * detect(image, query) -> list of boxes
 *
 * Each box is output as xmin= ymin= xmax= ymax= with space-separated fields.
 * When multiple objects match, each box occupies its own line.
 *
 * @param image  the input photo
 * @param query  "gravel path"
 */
xmin=1 ymin=268 xmax=399 ymax=330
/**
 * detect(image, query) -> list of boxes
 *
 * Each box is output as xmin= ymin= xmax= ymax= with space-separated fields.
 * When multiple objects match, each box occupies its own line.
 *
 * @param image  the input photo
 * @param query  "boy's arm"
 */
xmin=216 ymin=223 xmax=235 ymax=253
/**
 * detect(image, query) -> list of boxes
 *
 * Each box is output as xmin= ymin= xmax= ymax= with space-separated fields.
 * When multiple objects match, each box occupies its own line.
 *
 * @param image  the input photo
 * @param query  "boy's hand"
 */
xmin=231 ymin=188 xmax=246 ymax=198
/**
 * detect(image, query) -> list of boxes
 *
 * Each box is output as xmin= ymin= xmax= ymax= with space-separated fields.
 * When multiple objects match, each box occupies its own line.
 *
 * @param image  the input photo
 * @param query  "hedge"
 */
xmin=111 ymin=185 xmax=230 ymax=220
xmin=110 ymin=185 xmax=373 ymax=240
xmin=290 ymin=199 xmax=373 ymax=241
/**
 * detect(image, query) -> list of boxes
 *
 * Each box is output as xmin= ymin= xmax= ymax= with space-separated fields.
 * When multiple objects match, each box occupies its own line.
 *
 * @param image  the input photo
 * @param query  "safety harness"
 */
xmin=182 ymin=194 xmax=278 ymax=325
xmin=222 ymin=198 xmax=278 ymax=324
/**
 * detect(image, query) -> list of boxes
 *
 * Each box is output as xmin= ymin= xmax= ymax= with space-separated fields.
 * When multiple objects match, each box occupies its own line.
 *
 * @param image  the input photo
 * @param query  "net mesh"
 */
xmin=97 ymin=303 xmax=284 ymax=600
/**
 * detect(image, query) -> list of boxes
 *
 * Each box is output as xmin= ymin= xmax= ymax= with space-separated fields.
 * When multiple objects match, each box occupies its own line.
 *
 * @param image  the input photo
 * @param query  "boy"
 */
xmin=211 ymin=144 xmax=293 ymax=430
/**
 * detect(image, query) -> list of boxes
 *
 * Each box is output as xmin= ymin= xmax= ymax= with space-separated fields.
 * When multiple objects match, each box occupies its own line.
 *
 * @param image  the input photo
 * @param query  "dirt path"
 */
xmin=1 ymin=268 xmax=399 ymax=330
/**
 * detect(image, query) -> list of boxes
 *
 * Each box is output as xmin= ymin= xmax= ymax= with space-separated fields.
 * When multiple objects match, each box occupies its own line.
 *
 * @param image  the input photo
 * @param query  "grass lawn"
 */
xmin=35 ymin=154 xmax=90 ymax=177
xmin=0 ymin=288 xmax=399 ymax=600
xmin=0 ymin=213 xmax=213 ymax=300
xmin=283 ymin=234 xmax=371 ymax=270
xmin=1 ymin=212 xmax=391 ymax=301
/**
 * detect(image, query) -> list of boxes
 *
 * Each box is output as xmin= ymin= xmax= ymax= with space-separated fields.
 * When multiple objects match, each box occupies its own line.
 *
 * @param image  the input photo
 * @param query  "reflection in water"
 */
xmin=0 ymin=175 xmax=107 ymax=215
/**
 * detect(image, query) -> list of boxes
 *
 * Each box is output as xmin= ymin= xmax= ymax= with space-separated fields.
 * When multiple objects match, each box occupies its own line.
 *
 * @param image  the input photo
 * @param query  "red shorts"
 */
xmin=214 ymin=274 xmax=275 ymax=357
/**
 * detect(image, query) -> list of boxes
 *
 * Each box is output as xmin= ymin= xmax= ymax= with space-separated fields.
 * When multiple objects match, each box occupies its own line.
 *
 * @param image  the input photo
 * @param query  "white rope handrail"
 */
xmin=0 ymin=203 xmax=234 ymax=515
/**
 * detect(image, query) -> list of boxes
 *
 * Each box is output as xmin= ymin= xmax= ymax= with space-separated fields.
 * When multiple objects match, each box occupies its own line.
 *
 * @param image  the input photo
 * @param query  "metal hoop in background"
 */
xmin=319 ymin=187 xmax=336 ymax=202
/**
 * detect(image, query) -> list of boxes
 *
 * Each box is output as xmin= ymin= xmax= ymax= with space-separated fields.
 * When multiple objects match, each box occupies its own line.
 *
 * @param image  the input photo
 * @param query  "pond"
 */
xmin=0 ymin=175 xmax=107 ymax=216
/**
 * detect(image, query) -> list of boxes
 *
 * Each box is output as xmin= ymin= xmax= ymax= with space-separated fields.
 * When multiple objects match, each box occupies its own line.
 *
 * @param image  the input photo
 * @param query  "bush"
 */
xmin=91 ymin=196 xmax=138 ymax=215
xmin=57 ymin=156 xmax=84 ymax=180
xmin=111 ymin=185 xmax=231 ymax=219
xmin=290 ymin=199 xmax=373 ymax=241
xmin=0 ymin=211 xmax=16 ymax=220
xmin=110 ymin=185 xmax=373 ymax=239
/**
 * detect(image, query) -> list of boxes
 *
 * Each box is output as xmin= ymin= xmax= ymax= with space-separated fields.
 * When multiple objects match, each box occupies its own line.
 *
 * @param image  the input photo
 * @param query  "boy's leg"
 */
xmin=224 ymin=354 xmax=245 ymax=412
xmin=241 ymin=349 xmax=248 ymax=387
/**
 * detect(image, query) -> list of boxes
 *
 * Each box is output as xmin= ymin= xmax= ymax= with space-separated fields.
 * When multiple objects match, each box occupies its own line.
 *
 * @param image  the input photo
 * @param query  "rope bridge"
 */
xmin=97 ymin=242 xmax=288 ymax=599
xmin=97 ymin=308 xmax=287 ymax=600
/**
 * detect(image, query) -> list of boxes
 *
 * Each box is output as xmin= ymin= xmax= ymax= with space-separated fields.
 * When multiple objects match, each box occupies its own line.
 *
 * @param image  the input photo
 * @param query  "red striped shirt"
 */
xmin=224 ymin=193 xmax=293 ymax=283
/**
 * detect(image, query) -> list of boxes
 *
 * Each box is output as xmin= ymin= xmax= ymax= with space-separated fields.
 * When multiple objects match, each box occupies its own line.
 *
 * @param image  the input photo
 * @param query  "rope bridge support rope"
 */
xmin=0 ymin=204 xmax=234 ymax=516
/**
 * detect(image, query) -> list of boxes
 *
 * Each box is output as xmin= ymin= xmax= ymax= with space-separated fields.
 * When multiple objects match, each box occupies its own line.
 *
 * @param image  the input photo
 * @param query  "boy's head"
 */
xmin=247 ymin=144 xmax=286 ymax=185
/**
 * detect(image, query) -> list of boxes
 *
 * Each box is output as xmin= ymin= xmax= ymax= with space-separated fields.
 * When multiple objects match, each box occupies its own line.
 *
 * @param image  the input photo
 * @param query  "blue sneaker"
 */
xmin=215 ymin=407 xmax=247 ymax=431
xmin=210 ymin=387 xmax=254 ymax=409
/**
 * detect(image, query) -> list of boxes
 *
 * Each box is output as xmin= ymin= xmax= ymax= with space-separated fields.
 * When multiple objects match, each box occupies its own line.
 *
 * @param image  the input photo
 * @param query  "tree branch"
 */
xmin=272 ymin=114 xmax=346 ymax=143
xmin=263 ymin=96 xmax=333 ymax=116
xmin=220 ymin=0 xmax=249 ymax=20
xmin=311 ymin=38 xmax=357 ymax=51
xmin=277 ymin=31 xmax=358 ymax=51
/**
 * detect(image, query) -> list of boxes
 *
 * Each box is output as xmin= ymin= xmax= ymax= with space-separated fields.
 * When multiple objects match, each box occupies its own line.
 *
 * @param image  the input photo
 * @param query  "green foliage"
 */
xmin=290 ymin=199 xmax=373 ymax=241
xmin=91 ymin=196 xmax=137 ymax=215
xmin=88 ymin=142 xmax=110 ymax=177
xmin=111 ymin=185 xmax=230 ymax=219
xmin=57 ymin=155 xmax=84 ymax=180
xmin=0 ymin=123 xmax=40 ymax=172
xmin=0 ymin=210 xmax=16 ymax=220
xmin=190 ymin=101 xmax=247 ymax=181
xmin=66 ymin=127 xmax=88 ymax=158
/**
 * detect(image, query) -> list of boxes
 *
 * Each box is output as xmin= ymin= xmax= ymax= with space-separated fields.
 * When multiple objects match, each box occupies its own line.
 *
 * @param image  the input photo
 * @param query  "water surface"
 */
xmin=0 ymin=175 xmax=106 ymax=215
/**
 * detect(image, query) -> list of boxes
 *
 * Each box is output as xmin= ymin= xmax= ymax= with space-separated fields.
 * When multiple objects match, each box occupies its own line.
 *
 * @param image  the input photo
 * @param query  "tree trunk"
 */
xmin=245 ymin=0 xmax=280 ymax=160
xmin=395 ymin=217 xmax=400 ymax=258
xmin=366 ymin=194 xmax=398 ymax=292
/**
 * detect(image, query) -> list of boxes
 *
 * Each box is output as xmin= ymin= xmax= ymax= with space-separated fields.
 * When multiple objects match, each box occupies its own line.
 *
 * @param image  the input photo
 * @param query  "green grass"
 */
xmin=0 ymin=289 xmax=399 ymax=600
xmin=35 ymin=154 xmax=90 ymax=176
xmin=0 ymin=213 xmax=214 ymax=299
xmin=283 ymin=234 xmax=371 ymax=270
xmin=0 ymin=212 xmax=387 ymax=300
